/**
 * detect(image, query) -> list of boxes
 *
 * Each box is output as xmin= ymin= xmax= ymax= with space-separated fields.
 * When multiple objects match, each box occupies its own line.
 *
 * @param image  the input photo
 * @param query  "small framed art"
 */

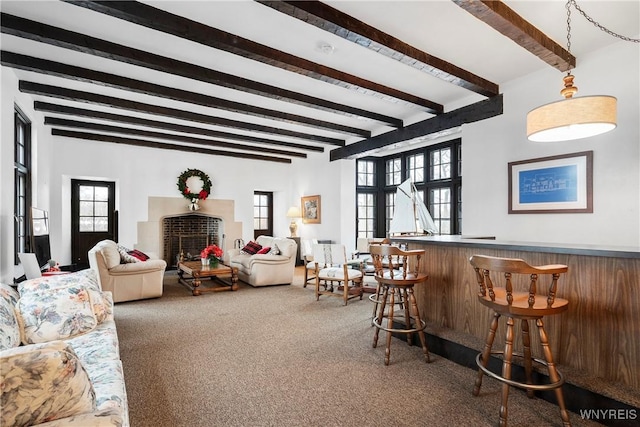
xmin=301 ymin=195 xmax=321 ymax=224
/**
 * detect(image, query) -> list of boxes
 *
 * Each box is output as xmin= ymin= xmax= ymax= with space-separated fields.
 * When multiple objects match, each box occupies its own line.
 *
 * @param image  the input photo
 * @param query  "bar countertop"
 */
xmin=390 ymin=235 xmax=640 ymax=259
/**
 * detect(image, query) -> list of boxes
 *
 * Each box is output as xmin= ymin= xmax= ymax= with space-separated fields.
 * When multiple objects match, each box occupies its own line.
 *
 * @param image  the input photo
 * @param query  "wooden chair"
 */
xmin=370 ymin=244 xmax=430 ymax=365
xmin=313 ymin=244 xmax=364 ymax=305
xmin=300 ymin=238 xmax=319 ymax=287
xmin=469 ymin=255 xmax=571 ymax=427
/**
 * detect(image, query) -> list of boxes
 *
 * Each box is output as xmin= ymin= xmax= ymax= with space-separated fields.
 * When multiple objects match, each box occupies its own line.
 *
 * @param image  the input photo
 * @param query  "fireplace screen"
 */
xmin=162 ymin=215 xmax=222 ymax=268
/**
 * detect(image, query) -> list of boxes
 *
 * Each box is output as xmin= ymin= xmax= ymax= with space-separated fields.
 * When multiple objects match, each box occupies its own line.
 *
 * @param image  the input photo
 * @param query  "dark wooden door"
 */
xmin=71 ymin=179 xmax=116 ymax=268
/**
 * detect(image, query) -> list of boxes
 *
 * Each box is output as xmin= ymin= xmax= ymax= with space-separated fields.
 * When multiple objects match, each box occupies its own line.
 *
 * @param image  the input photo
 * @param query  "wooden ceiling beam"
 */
xmin=65 ymin=0 xmax=443 ymax=113
xmin=20 ymin=81 xmax=345 ymax=146
xmin=51 ymin=129 xmax=293 ymax=163
xmin=34 ymin=102 xmax=324 ymax=152
xmin=259 ymin=0 xmax=499 ymax=97
xmin=0 ymin=12 xmax=403 ymax=127
xmin=330 ymin=95 xmax=503 ymax=160
xmin=1 ymin=51 xmax=369 ymax=138
xmin=44 ymin=117 xmax=307 ymax=158
xmin=452 ymin=0 xmax=575 ymax=71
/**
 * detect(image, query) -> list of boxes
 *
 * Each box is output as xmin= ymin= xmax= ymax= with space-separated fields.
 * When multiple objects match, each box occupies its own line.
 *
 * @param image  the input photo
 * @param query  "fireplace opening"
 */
xmin=162 ymin=215 xmax=223 ymax=268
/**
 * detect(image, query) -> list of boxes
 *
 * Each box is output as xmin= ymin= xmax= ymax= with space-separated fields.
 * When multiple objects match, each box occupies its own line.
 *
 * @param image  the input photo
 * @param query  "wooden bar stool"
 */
xmin=371 ymin=245 xmax=430 ymax=365
xmin=469 ymin=255 xmax=571 ymax=427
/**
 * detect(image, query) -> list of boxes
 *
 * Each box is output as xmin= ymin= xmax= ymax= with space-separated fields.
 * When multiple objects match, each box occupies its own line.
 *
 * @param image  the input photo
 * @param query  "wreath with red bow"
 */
xmin=177 ymin=169 xmax=212 ymax=200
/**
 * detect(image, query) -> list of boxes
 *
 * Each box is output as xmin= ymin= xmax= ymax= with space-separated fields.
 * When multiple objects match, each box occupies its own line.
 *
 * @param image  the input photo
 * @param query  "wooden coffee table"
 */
xmin=177 ymin=261 xmax=239 ymax=296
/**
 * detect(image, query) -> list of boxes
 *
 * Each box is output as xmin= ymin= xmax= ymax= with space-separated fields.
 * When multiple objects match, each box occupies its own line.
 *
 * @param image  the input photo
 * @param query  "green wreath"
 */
xmin=177 ymin=169 xmax=212 ymax=200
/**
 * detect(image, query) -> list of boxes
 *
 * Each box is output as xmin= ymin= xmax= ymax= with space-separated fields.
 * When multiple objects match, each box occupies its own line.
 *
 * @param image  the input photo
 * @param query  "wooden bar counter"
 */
xmin=391 ymin=236 xmax=640 ymax=392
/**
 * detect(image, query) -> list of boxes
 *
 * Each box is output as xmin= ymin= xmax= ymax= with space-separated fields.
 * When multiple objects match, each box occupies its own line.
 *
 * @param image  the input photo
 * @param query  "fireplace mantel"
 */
xmin=136 ymin=197 xmax=243 ymax=261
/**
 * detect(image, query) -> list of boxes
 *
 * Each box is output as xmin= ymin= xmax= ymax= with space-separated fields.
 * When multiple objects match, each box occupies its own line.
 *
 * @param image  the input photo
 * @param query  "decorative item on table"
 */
xmin=201 ymin=244 xmax=223 ymax=268
xmin=177 ymin=168 xmax=212 ymax=211
xmin=47 ymin=259 xmax=60 ymax=272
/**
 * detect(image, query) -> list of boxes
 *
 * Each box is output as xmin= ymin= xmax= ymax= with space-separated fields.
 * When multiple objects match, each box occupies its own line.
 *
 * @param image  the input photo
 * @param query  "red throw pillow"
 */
xmin=128 ymin=249 xmax=150 ymax=261
xmin=256 ymin=246 xmax=271 ymax=254
xmin=241 ymin=241 xmax=262 ymax=255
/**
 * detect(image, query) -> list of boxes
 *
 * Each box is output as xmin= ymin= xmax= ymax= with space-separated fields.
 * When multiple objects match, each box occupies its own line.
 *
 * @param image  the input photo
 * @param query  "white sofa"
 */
xmin=227 ymin=236 xmax=297 ymax=287
xmin=0 ymin=270 xmax=128 ymax=427
xmin=88 ymin=240 xmax=166 ymax=303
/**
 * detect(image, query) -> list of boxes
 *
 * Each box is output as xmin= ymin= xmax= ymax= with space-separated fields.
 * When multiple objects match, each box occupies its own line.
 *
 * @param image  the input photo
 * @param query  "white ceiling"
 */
xmin=1 ymin=0 xmax=638 ymax=162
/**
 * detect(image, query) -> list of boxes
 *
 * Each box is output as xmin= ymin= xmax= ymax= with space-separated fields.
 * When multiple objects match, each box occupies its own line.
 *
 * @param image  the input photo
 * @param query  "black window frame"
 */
xmin=14 ymin=107 xmax=32 ymax=265
xmin=356 ymin=138 xmax=462 ymax=239
xmin=253 ymin=191 xmax=273 ymax=240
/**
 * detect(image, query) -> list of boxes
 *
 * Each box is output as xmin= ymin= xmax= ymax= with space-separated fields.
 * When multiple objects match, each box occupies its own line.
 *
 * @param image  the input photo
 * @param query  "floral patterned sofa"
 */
xmin=0 ymin=269 xmax=128 ymax=427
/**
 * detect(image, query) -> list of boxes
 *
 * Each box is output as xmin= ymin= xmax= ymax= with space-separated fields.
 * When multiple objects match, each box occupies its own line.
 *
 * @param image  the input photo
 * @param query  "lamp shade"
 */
xmin=286 ymin=206 xmax=301 ymax=218
xmin=527 ymin=95 xmax=617 ymax=142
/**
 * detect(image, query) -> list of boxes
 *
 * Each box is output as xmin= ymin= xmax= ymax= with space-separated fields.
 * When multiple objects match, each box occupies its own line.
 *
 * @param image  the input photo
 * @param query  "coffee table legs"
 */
xmin=177 ymin=267 xmax=238 ymax=295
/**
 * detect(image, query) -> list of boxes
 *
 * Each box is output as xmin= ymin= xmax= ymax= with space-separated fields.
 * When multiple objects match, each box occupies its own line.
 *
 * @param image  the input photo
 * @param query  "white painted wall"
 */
xmin=47 ymin=138 xmax=347 ymax=267
xmin=462 ymin=39 xmax=640 ymax=246
xmin=1 ymin=37 xmax=638 ymax=282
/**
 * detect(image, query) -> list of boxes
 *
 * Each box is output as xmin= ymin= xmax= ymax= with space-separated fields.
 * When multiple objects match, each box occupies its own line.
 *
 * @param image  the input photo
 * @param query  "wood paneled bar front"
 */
xmin=390 ymin=236 xmax=640 ymax=394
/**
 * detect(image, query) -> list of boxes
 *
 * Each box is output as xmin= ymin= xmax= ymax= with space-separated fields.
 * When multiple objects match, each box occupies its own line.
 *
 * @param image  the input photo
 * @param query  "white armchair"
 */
xmin=88 ymin=240 xmax=166 ymax=303
xmin=313 ymin=244 xmax=364 ymax=305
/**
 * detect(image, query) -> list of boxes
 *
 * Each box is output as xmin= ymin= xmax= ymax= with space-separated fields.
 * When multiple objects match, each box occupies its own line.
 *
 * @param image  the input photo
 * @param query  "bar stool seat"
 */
xmin=469 ymin=255 xmax=571 ymax=427
xmin=370 ymin=244 xmax=430 ymax=365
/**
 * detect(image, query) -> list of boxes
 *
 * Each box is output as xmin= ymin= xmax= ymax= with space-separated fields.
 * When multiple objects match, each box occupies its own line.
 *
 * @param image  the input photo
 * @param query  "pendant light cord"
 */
xmin=568 ymin=0 xmax=640 ymax=44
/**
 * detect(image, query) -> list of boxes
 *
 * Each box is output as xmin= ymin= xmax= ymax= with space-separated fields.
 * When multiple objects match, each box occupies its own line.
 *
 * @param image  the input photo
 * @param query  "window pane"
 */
xmin=430 ymin=148 xmax=451 ymax=180
xmin=408 ymin=153 xmax=424 ymax=183
xmin=80 ymin=201 xmax=93 ymax=216
xmin=79 ymin=217 xmax=93 ymax=232
xmin=357 ymin=160 xmax=375 ymax=187
xmin=356 ymin=192 xmax=375 ymax=238
xmin=94 ymin=187 xmax=109 ymax=201
xmin=94 ymin=217 xmax=108 ymax=232
xmin=386 ymin=158 xmax=401 ymax=186
xmin=94 ymin=201 xmax=108 ymax=216
xmin=79 ymin=185 xmax=93 ymax=200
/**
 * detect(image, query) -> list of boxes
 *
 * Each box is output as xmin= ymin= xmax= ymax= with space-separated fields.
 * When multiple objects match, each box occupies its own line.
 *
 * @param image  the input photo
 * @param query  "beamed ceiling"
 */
xmin=1 ymin=1 xmax=638 ymax=164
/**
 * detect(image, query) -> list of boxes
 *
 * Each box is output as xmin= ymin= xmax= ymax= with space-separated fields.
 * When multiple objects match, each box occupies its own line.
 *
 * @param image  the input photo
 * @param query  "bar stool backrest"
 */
xmin=469 ymin=254 xmax=568 ymax=314
xmin=370 ymin=244 xmax=426 ymax=283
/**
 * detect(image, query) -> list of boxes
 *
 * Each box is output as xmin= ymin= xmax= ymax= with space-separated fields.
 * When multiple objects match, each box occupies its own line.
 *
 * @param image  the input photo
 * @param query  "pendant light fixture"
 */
xmin=527 ymin=0 xmax=638 ymax=142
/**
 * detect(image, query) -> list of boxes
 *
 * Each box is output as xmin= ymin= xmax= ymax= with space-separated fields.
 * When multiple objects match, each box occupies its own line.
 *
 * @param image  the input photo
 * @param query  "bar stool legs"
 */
xmin=474 ymin=314 xmax=571 ymax=427
xmin=537 ymin=319 xmax=571 ymax=426
xmin=372 ymin=284 xmax=430 ymax=365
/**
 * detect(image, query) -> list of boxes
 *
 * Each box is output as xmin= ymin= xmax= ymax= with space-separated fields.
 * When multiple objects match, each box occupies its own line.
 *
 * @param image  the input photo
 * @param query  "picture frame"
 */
xmin=301 ymin=195 xmax=321 ymax=224
xmin=508 ymin=151 xmax=593 ymax=214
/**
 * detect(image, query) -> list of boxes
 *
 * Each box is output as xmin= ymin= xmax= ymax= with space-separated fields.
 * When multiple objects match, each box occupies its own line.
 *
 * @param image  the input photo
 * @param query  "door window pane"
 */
xmin=78 ymin=185 xmax=110 ymax=232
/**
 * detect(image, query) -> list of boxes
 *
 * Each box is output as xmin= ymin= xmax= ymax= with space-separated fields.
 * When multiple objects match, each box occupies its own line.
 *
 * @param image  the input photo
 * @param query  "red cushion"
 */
xmin=256 ymin=246 xmax=271 ymax=254
xmin=241 ymin=241 xmax=262 ymax=255
xmin=128 ymin=249 xmax=150 ymax=261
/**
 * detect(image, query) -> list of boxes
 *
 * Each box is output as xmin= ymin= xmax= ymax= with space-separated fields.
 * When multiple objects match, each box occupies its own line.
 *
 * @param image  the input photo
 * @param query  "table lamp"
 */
xmin=286 ymin=206 xmax=301 ymax=237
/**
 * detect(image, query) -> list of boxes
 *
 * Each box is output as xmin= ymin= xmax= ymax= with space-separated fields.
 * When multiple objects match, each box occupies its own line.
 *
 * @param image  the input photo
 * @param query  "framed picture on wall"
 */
xmin=508 ymin=151 xmax=593 ymax=214
xmin=301 ymin=195 xmax=321 ymax=224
